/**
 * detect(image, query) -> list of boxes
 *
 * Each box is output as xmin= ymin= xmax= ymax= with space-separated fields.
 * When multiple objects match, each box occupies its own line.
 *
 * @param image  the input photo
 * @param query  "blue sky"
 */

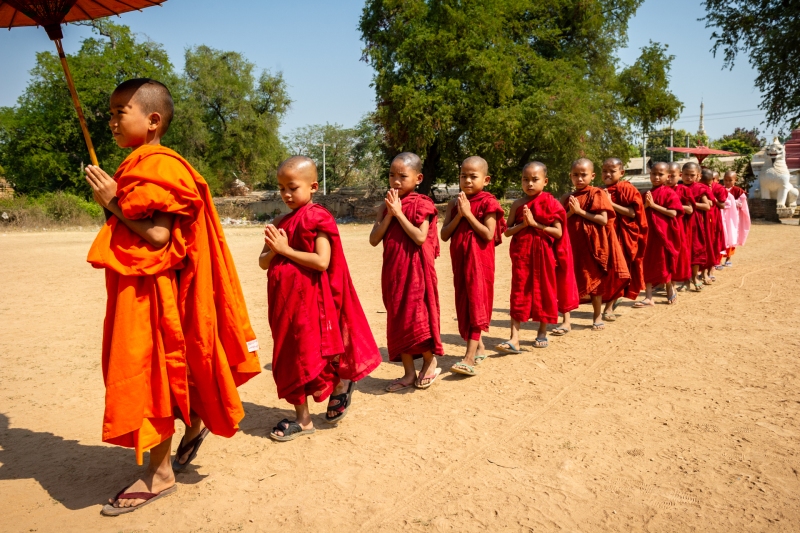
xmin=0 ymin=0 xmax=778 ymax=142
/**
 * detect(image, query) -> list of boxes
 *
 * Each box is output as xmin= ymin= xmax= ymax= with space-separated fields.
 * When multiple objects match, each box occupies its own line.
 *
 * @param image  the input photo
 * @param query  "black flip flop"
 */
xmin=325 ymin=381 xmax=355 ymax=424
xmin=172 ymin=427 xmax=209 ymax=472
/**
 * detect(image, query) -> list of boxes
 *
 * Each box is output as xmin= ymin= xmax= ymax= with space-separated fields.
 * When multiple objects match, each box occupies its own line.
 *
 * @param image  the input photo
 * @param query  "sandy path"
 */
xmin=1 ymin=221 xmax=799 ymax=532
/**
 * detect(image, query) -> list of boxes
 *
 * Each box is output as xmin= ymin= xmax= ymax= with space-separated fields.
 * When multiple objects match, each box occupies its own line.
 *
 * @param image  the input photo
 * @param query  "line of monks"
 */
xmin=84 ymin=78 xmax=751 ymax=515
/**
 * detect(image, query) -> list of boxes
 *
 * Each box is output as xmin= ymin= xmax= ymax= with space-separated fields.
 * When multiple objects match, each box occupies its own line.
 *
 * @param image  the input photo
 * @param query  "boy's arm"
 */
xmin=85 ymin=165 xmax=173 ymax=248
xmin=259 ymin=242 xmax=276 ymax=270
xmin=385 ymin=190 xmax=430 ymax=246
xmin=695 ymin=195 xmax=711 ymax=211
xmin=570 ymin=195 xmax=608 ymax=226
xmin=440 ymin=199 xmax=461 ymax=241
xmin=456 ymin=192 xmax=496 ymax=242
xmin=648 ymin=203 xmax=678 ymax=218
xmin=544 ymin=219 xmax=563 ymax=239
xmin=369 ymin=204 xmax=392 ymax=247
xmin=504 ymin=200 xmax=524 ymax=237
xmin=682 ymin=202 xmax=694 ymax=215
xmin=265 ymin=226 xmax=331 ymax=272
xmin=603 ymin=189 xmax=635 ymax=218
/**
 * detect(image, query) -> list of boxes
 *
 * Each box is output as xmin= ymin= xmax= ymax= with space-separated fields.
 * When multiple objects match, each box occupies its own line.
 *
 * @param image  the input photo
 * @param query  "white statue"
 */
xmin=752 ymin=138 xmax=798 ymax=208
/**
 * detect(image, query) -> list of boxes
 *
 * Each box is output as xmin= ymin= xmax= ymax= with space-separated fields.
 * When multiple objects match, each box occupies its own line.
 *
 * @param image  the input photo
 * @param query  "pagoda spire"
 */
xmin=697 ymin=100 xmax=707 ymax=138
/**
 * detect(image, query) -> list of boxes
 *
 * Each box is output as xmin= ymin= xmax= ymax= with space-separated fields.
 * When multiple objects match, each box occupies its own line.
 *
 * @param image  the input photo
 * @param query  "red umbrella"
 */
xmin=0 ymin=0 xmax=168 ymax=166
xmin=666 ymin=145 xmax=738 ymax=164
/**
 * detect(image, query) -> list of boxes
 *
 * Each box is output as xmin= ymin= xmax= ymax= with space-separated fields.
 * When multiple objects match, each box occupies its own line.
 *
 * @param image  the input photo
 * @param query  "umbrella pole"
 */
xmin=54 ymin=39 xmax=99 ymax=167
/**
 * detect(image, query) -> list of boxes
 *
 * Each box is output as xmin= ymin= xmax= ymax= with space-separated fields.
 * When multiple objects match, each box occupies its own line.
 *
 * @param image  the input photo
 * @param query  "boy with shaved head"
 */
xmin=441 ymin=156 xmax=506 ymax=376
xmin=709 ymin=170 xmax=729 ymax=271
xmin=260 ymin=156 xmax=381 ymax=441
xmin=666 ymin=162 xmax=695 ymax=290
xmin=700 ymin=169 xmax=727 ymax=280
xmin=85 ymin=79 xmax=261 ymax=515
xmin=682 ymin=162 xmax=713 ymax=289
xmin=561 ymin=158 xmax=630 ymax=331
xmin=370 ymin=152 xmax=443 ymax=391
xmin=601 ymin=157 xmax=648 ymax=320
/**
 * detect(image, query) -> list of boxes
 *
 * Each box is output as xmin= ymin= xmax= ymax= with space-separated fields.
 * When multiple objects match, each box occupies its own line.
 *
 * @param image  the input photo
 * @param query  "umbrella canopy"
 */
xmin=1 ymin=0 xmax=167 ymax=166
xmin=666 ymin=145 xmax=738 ymax=164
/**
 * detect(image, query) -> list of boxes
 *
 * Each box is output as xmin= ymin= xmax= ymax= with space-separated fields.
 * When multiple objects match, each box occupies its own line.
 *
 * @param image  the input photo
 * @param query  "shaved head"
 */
xmin=682 ymin=162 xmax=700 ymax=173
xmin=701 ymin=168 xmax=714 ymax=182
xmin=652 ymin=161 xmax=669 ymax=171
xmin=523 ymin=161 xmax=547 ymax=175
xmin=461 ymin=156 xmax=489 ymax=175
xmin=277 ymin=155 xmax=318 ymax=182
xmin=724 ymin=170 xmax=736 ymax=179
xmin=113 ymin=78 xmax=174 ymax=132
xmin=392 ymin=152 xmax=422 ymax=173
xmin=572 ymin=158 xmax=594 ymax=171
xmin=669 ymin=162 xmax=681 ymax=172
xmin=603 ymin=157 xmax=624 ymax=170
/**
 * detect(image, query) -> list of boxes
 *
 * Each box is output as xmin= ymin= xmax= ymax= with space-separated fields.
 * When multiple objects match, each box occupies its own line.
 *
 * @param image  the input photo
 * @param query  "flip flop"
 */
xmin=632 ymin=300 xmax=654 ymax=309
xmin=533 ymin=337 xmax=548 ymax=349
xmin=450 ymin=362 xmax=477 ymax=376
xmin=494 ymin=341 xmax=521 ymax=355
xmin=725 ymin=261 xmax=733 ymax=267
xmin=325 ymin=380 xmax=355 ymax=424
xmin=415 ymin=367 xmax=441 ymax=389
xmin=602 ymin=312 xmax=618 ymax=322
xmin=269 ymin=419 xmax=315 ymax=442
xmin=551 ymin=327 xmax=570 ymax=336
xmin=591 ymin=322 xmax=605 ymax=331
xmin=612 ymin=300 xmax=622 ymax=311
xmin=667 ymin=294 xmax=678 ymax=305
xmin=474 ymin=353 xmax=488 ymax=365
xmin=385 ymin=379 xmax=413 ymax=393
xmin=101 ymin=484 xmax=177 ymax=516
xmin=172 ymin=427 xmax=210 ymax=472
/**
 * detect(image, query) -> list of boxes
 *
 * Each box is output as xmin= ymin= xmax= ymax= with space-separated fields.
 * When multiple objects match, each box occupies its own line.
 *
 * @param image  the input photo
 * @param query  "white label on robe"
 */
xmin=247 ymin=339 xmax=259 ymax=352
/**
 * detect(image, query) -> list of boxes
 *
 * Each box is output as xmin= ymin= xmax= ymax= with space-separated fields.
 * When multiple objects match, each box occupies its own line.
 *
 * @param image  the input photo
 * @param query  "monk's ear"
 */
xmin=416 ymin=173 xmax=424 ymax=185
xmin=147 ymin=112 xmax=162 ymax=133
xmin=484 ymin=175 xmax=491 ymax=184
xmin=310 ymin=181 xmax=320 ymax=193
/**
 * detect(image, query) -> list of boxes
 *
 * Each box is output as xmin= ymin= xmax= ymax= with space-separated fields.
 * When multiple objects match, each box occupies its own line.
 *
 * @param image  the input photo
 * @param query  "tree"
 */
xmin=645 ymin=128 xmax=704 ymax=163
xmin=711 ymin=127 xmax=764 ymax=154
xmin=703 ymin=0 xmax=800 ymax=127
xmin=360 ymin=0 xmax=645 ymax=195
xmin=618 ymin=42 xmax=684 ymax=141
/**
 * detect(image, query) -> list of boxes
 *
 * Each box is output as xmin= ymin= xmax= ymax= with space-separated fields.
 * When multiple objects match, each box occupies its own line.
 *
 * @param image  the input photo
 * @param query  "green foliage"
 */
xmin=359 ymin=0 xmax=645 ymax=194
xmin=645 ymin=128 xmax=705 ymax=163
xmin=618 ymin=41 xmax=683 ymax=135
xmin=0 ymin=191 xmax=104 ymax=227
xmin=710 ymin=127 xmax=764 ymax=154
xmin=703 ymin=0 xmax=800 ymax=127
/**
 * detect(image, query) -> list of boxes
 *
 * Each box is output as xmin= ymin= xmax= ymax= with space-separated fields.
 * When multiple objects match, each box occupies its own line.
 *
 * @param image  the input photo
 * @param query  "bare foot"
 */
xmin=386 ymin=376 xmax=415 ymax=392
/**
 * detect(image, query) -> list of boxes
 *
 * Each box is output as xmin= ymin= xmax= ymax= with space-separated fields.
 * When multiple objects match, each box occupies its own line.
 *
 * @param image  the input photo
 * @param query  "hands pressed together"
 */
xmin=567 ymin=195 xmax=583 ymax=216
xmin=264 ymin=224 xmax=290 ymax=256
xmin=84 ymin=165 xmax=117 ymax=208
xmin=644 ymin=191 xmax=654 ymax=208
xmin=521 ymin=205 xmax=538 ymax=229
xmin=385 ymin=188 xmax=403 ymax=218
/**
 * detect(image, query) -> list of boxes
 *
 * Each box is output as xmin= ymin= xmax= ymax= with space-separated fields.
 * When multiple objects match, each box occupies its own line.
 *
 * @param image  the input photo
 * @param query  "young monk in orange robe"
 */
xmin=601 ymin=157 xmax=647 ymax=321
xmin=441 ymin=156 xmax=506 ymax=377
xmin=666 ymin=162 xmax=694 ymax=291
xmin=561 ymin=159 xmax=630 ymax=331
xmin=259 ymin=156 xmax=381 ymax=441
xmin=370 ymin=153 xmax=443 ymax=392
xmin=85 ymin=79 xmax=260 ymax=515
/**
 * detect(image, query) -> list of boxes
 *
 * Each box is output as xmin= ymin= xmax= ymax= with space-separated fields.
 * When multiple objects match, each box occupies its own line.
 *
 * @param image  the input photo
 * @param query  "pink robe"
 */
xmin=723 ymin=187 xmax=751 ymax=248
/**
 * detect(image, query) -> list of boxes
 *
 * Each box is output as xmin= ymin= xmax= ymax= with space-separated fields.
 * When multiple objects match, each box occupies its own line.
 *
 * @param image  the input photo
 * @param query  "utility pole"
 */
xmin=642 ymin=131 xmax=648 ymax=175
xmin=669 ymin=125 xmax=674 ymax=163
xmin=317 ymin=140 xmax=329 ymax=195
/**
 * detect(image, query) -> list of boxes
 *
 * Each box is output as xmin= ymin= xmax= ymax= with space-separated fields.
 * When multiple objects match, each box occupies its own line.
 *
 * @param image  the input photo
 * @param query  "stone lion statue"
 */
xmin=752 ymin=137 xmax=798 ymax=208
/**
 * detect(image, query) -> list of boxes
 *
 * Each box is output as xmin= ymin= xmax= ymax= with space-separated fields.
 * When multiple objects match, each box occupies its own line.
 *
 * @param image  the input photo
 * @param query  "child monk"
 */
xmin=699 ymin=169 xmax=727 ymax=281
xmin=370 ymin=153 xmax=443 ymax=391
xmin=682 ymin=162 xmax=713 ymax=289
xmin=722 ymin=170 xmax=751 ymax=265
xmin=601 ymin=157 xmax=647 ymax=321
xmin=496 ymin=161 xmax=577 ymax=351
xmin=666 ymin=162 xmax=695 ymax=291
xmin=710 ymin=170 xmax=729 ymax=271
xmin=259 ymin=156 xmax=382 ymax=441
xmin=634 ymin=162 xmax=684 ymax=307
xmin=562 ymin=158 xmax=630 ymax=331
xmin=84 ymin=79 xmax=261 ymax=515
xmin=440 ymin=156 xmax=506 ymax=376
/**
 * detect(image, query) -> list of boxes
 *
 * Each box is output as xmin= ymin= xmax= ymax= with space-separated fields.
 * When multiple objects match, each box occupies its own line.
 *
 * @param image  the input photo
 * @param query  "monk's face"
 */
xmin=109 ymin=89 xmax=160 ymax=148
xmin=666 ymin=168 xmax=681 ymax=187
xmin=389 ymin=160 xmax=422 ymax=196
xmin=521 ymin=166 xmax=547 ymax=196
xmin=650 ymin=164 xmax=669 ymax=187
xmin=723 ymin=173 xmax=736 ymax=187
xmin=601 ymin=162 xmax=624 ymax=186
xmin=570 ymin=162 xmax=595 ymax=190
xmin=681 ymin=168 xmax=698 ymax=185
xmin=712 ymin=172 xmax=720 ymax=184
xmin=459 ymin=162 xmax=490 ymax=196
xmin=277 ymin=164 xmax=318 ymax=210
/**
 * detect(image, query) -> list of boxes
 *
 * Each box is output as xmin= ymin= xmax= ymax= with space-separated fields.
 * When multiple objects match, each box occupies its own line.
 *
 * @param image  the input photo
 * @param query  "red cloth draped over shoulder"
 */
xmin=563 ymin=187 xmax=630 ymax=302
xmin=382 ymin=192 xmax=443 ymax=361
xmin=642 ymin=185 xmax=684 ymax=285
xmin=670 ymin=184 xmax=694 ymax=282
xmin=509 ymin=192 xmax=577 ymax=324
xmin=268 ymin=203 xmax=381 ymax=405
xmin=87 ymin=144 xmax=261 ymax=464
xmin=687 ymin=182 xmax=711 ymax=267
xmin=711 ymin=183 xmax=729 ymax=262
xmin=729 ymin=186 xmax=746 ymax=200
xmin=449 ymin=191 xmax=506 ymax=340
xmin=605 ymin=181 xmax=648 ymax=299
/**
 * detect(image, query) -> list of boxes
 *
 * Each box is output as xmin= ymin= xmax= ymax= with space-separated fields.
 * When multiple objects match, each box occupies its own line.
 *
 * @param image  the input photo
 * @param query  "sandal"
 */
xmin=494 ymin=341 xmax=521 ymax=355
xmin=385 ymin=379 xmax=413 ymax=393
xmin=632 ymin=300 xmax=654 ymax=309
xmin=533 ymin=337 xmax=548 ymax=349
xmin=325 ymin=381 xmax=354 ymax=424
xmin=269 ymin=419 xmax=315 ymax=442
xmin=415 ymin=367 xmax=441 ymax=389
xmin=602 ymin=312 xmax=618 ymax=322
xmin=667 ymin=294 xmax=678 ymax=305
xmin=101 ymin=484 xmax=177 ymax=516
xmin=474 ymin=353 xmax=488 ymax=365
xmin=725 ymin=261 xmax=733 ymax=267
xmin=551 ymin=327 xmax=570 ymax=336
xmin=592 ymin=322 xmax=605 ymax=331
xmin=450 ymin=362 xmax=477 ymax=376
xmin=612 ymin=300 xmax=622 ymax=311
xmin=692 ymin=280 xmax=704 ymax=292
xmin=715 ymin=265 xmax=725 ymax=270
xmin=172 ymin=427 xmax=210 ymax=472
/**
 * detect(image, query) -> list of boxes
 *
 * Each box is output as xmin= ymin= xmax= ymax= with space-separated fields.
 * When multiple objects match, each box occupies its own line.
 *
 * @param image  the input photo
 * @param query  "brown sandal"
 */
xmin=101 ymin=484 xmax=177 ymax=516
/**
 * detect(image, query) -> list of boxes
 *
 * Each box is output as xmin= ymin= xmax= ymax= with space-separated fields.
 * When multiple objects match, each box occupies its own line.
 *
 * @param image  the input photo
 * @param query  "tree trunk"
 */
xmin=419 ymin=139 xmax=440 ymax=198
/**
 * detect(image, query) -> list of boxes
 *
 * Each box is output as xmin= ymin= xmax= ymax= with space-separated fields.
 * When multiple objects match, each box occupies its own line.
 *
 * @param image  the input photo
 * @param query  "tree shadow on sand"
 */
xmin=0 ymin=413 xmax=205 ymax=511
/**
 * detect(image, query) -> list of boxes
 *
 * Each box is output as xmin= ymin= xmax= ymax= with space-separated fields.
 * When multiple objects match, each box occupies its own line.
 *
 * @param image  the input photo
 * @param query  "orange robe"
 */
xmin=605 ymin=181 xmax=648 ymax=300
xmin=88 ymin=144 xmax=261 ymax=464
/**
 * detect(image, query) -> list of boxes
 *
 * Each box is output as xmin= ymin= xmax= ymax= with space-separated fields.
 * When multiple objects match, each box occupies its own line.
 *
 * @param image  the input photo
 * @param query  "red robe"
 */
xmin=563 ymin=187 xmax=630 ymax=302
xmin=710 ymin=183 xmax=729 ymax=262
xmin=642 ymin=185 xmax=684 ymax=285
xmin=268 ymin=203 xmax=381 ymax=405
xmin=509 ymin=192 xmax=577 ymax=324
xmin=605 ymin=181 xmax=648 ymax=299
xmin=449 ymin=191 xmax=506 ymax=341
xmin=729 ymin=186 xmax=746 ymax=200
xmin=87 ymin=144 xmax=261 ymax=464
xmin=688 ymin=182 xmax=712 ymax=267
xmin=382 ymin=192 xmax=443 ymax=360
xmin=669 ymin=184 xmax=694 ymax=282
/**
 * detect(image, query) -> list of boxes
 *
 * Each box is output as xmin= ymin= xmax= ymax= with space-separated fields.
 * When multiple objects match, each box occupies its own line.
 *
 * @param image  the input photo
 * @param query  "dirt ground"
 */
xmin=1 ymin=220 xmax=799 ymax=532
